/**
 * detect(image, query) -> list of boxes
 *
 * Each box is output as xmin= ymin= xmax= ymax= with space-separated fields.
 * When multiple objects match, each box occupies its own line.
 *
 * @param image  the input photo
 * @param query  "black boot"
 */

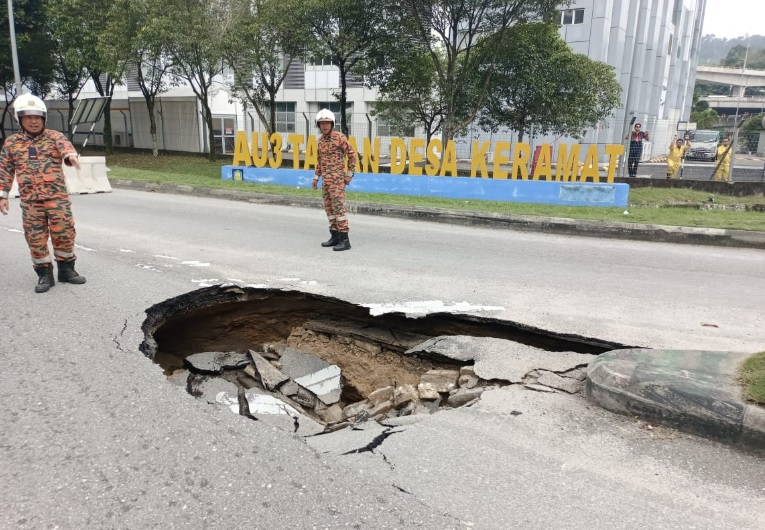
xmin=34 ymin=265 xmax=55 ymax=293
xmin=57 ymin=259 xmax=86 ymax=284
xmin=321 ymin=230 xmax=340 ymax=248
xmin=333 ymin=232 xmax=351 ymax=251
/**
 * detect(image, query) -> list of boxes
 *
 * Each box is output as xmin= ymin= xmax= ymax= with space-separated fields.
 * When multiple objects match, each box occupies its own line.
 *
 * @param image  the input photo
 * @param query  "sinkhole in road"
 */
xmin=140 ymin=285 xmax=631 ymax=434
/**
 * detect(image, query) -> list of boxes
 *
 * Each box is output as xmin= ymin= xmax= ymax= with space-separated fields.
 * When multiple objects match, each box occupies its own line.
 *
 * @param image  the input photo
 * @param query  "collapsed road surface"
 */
xmin=140 ymin=286 xmax=632 ymax=434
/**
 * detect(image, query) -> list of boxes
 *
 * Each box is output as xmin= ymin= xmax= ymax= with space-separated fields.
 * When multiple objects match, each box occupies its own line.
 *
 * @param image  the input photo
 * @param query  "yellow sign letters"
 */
xmin=232 ymin=132 xmax=625 ymax=183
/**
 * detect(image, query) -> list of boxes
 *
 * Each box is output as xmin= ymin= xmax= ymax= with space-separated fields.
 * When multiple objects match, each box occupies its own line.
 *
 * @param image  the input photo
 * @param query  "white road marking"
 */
xmin=363 ymin=300 xmax=505 ymax=317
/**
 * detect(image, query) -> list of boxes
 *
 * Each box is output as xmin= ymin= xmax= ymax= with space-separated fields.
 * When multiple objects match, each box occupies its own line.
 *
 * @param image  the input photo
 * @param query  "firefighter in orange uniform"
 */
xmin=312 ymin=109 xmax=356 ymax=251
xmin=0 ymin=94 xmax=87 ymax=293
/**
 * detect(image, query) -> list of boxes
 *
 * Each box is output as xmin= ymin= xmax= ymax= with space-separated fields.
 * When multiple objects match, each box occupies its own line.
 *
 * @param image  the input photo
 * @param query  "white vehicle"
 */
xmin=686 ymin=129 xmax=721 ymax=162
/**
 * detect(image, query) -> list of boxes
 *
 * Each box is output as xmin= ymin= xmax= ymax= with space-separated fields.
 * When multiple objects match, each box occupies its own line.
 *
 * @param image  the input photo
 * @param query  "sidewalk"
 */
xmin=110 ymin=179 xmax=765 ymax=250
xmin=587 ymin=349 xmax=765 ymax=451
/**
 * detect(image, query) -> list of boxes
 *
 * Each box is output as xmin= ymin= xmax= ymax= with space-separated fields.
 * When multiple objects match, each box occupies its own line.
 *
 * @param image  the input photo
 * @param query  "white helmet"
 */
xmin=315 ymin=108 xmax=335 ymax=127
xmin=14 ymin=93 xmax=47 ymax=124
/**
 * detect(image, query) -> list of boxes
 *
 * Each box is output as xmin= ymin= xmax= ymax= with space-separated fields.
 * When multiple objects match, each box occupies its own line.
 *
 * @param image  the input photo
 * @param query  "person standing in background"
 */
xmin=713 ymin=136 xmax=732 ymax=182
xmin=625 ymin=123 xmax=650 ymax=178
xmin=666 ymin=135 xmax=691 ymax=179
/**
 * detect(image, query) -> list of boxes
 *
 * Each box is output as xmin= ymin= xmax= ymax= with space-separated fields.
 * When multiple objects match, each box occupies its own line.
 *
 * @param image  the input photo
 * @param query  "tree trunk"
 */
xmin=339 ymin=60 xmax=349 ymax=136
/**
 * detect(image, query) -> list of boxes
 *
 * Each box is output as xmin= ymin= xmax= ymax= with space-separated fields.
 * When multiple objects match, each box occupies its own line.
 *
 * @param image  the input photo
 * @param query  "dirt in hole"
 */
xmin=286 ymin=326 xmax=458 ymax=401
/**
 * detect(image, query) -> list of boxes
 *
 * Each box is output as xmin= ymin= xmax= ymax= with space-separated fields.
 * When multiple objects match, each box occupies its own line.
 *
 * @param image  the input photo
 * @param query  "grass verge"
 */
xmin=104 ymin=153 xmax=765 ymax=231
xmin=740 ymin=352 xmax=765 ymax=406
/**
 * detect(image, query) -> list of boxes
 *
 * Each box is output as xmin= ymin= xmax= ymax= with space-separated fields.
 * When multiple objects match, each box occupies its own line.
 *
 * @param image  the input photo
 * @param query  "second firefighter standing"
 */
xmin=312 ymin=109 xmax=356 ymax=251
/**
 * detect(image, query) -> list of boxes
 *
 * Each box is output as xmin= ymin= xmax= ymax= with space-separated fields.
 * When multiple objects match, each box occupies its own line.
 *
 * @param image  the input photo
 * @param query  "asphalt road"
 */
xmin=1 ymin=189 xmax=764 ymax=529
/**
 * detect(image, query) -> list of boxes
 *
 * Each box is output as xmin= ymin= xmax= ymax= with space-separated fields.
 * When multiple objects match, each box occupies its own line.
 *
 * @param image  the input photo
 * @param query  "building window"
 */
xmin=310 ymin=57 xmax=337 ymax=67
xmin=560 ymin=8 xmax=585 ymax=25
xmin=273 ymin=102 xmax=296 ymax=133
xmin=376 ymin=121 xmax=415 ymax=138
xmin=212 ymin=116 xmax=236 ymax=154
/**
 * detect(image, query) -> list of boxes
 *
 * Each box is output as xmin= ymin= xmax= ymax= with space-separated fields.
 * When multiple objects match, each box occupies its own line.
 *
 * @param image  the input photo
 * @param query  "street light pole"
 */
xmin=7 ymin=0 xmax=23 ymax=96
xmin=730 ymin=33 xmax=751 ymax=181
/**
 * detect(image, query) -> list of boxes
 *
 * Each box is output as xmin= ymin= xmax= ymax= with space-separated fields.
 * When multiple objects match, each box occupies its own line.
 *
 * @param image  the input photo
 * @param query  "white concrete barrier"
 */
xmin=8 ymin=156 xmax=111 ymax=198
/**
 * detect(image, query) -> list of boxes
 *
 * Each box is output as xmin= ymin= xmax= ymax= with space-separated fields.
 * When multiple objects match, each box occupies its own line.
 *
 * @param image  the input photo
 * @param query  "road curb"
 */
xmin=110 ymin=179 xmax=765 ymax=249
xmin=586 ymin=349 xmax=765 ymax=451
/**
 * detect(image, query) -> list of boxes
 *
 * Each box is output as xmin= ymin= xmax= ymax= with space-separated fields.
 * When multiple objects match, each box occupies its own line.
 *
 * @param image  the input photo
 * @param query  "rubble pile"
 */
xmin=168 ymin=329 xmax=592 ymax=437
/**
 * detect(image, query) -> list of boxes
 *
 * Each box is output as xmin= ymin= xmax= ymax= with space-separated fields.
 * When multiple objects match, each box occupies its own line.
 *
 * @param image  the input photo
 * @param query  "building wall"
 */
xmin=558 ymin=0 xmax=707 ymax=155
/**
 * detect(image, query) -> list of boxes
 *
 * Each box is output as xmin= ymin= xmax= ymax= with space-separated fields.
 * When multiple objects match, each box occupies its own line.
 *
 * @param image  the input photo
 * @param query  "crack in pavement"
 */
xmin=341 ymin=428 xmax=399 ymax=455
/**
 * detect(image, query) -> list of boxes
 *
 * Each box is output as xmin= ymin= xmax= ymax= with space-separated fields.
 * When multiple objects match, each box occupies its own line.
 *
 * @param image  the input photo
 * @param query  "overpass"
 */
xmin=696 ymin=66 xmax=765 ymax=96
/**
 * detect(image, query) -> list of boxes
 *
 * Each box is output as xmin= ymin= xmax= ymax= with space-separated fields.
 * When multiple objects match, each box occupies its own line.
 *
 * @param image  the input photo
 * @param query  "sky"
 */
xmin=702 ymin=0 xmax=764 ymax=38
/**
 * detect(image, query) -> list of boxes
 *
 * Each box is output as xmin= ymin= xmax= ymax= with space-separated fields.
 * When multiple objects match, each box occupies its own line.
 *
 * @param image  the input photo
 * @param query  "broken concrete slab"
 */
xmin=185 ymin=351 xmax=250 ymax=374
xmin=342 ymin=400 xmax=371 ymax=419
xmin=368 ymin=386 xmax=394 ymax=406
xmin=167 ymin=369 xmax=190 ymax=387
xmin=447 ymin=387 xmax=484 ymax=407
xmin=248 ymin=349 xmax=290 ymax=390
xmin=406 ymin=336 xmax=477 ymax=362
xmin=406 ymin=336 xmax=595 ymax=384
xmin=536 ymin=371 xmax=584 ymax=394
xmin=417 ymin=383 xmax=440 ymax=400
xmin=192 ymin=377 xmax=239 ymax=404
xmin=393 ymin=384 xmax=418 ymax=408
xmin=474 ymin=345 xmax=594 ymax=383
xmin=294 ymin=365 xmax=342 ymax=405
xmin=280 ymin=348 xmax=342 ymax=405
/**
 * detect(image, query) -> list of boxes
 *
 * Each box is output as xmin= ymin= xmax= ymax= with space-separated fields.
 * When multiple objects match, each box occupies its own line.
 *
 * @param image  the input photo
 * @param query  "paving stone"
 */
xmin=368 ymin=386 xmax=395 ymax=406
xmin=447 ymin=387 xmax=484 ymax=407
xmin=420 ymin=369 xmax=459 ymax=393
xmin=417 ymin=382 xmax=440 ymax=400
xmin=342 ymin=400 xmax=371 ymax=419
xmin=393 ymin=384 xmax=418 ymax=407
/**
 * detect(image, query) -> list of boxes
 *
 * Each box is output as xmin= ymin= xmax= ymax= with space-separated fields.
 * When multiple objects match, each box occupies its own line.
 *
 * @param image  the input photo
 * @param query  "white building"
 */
xmin=558 ymin=0 xmax=707 ymax=152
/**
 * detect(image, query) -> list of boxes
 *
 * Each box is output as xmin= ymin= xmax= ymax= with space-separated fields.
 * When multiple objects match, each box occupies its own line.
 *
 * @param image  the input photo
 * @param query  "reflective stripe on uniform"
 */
xmin=54 ymin=250 xmax=75 ymax=259
xmin=32 ymin=255 xmax=53 ymax=264
xmin=335 ymin=215 xmax=347 ymax=222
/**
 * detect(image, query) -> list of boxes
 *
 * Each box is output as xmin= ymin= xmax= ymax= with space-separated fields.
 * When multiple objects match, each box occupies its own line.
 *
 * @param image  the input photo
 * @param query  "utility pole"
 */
xmin=7 ymin=0 xmax=23 ymax=96
xmin=730 ymin=34 xmax=751 ymax=182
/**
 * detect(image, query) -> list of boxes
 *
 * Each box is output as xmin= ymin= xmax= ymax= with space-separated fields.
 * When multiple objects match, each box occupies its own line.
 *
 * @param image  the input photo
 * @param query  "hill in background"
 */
xmin=699 ymin=34 xmax=765 ymax=65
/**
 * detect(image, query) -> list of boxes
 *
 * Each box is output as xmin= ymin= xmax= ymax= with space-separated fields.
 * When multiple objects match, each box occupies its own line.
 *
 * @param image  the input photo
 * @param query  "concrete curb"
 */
xmin=110 ymin=179 xmax=765 ymax=249
xmin=586 ymin=349 xmax=765 ymax=451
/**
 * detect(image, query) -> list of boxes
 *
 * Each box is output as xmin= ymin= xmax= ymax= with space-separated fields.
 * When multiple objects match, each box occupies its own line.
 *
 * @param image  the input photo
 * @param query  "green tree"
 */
xmin=44 ymin=0 xmax=96 ymax=140
xmin=48 ymin=0 xmax=128 ymax=153
xmin=740 ymin=112 xmax=764 ymax=153
xmin=220 ymin=0 xmax=312 ymax=143
xmin=397 ymin=0 xmax=563 ymax=148
xmin=721 ymin=45 xmax=765 ymax=69
xmin=283 ymin=0 xmax=386 ymax=136
xmin=370 ymin=51 xmax=445 ymax=144
xmin=103 ymin=0 xmax=173 ymax=156
xmin=164 ymin=0 xmax=228 ymax=160
xmin=690 ymin=108 xmax=719 ymax=129
xmin=1 ymin=0 xmax=56 ymax=140
xmin=477 ymin=22 xmax=621 ymax=142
